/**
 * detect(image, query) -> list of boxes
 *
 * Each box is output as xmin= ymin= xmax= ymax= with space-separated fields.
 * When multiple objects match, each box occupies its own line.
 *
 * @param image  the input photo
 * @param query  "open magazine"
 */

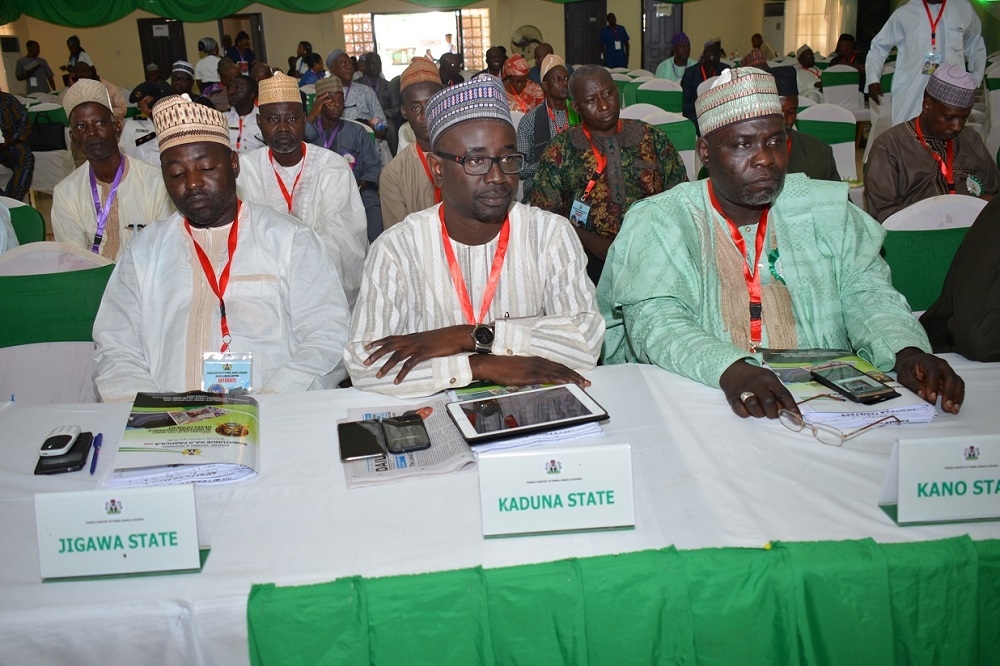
xmin=104 ymin=392 xmax=260 ymax=488
xmin=763 ymin=349 xmax=936 ymax=429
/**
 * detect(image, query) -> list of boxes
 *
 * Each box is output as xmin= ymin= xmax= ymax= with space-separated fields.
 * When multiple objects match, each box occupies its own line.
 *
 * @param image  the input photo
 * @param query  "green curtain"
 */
xmin=247 ymin=536 xmax=1000 ymax=666
xmin=2 ymin=0 xmax=505 ymax=27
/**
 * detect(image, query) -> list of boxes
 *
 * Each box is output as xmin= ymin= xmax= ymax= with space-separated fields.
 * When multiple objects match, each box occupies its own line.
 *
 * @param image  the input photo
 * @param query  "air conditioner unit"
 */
xmin=763 ymin=3 xmax=785 ymax=60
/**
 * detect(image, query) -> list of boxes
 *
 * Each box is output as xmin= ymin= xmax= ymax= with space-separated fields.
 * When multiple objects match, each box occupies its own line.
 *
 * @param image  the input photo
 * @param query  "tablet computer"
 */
xmin=446 ymin=384 xmax=608 ymax=444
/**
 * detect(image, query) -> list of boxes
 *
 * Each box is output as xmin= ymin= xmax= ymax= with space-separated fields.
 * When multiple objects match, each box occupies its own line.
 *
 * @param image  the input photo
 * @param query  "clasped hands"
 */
xmin=363 ymin=325 xmax=589 ymax=387
xmin=719 ymin=347 xmax=964 ymax=420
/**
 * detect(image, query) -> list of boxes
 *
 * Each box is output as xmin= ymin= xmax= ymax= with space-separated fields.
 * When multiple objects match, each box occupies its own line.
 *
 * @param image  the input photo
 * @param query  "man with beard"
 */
xmin=52 ymin=79 xmax=173 ymax=260
xmin=305 ymin=75 xmax=383 ymax=242
xmin=236 ymin=73 xmax=367 ymax=307
xmin=345 ymin=77 xmax=604 ymax=398
xmin=93 ymin=94 xmax=351 ymax=401
xmin=516 ymin=53 xmax=572 ymax=200
xmin=379 ymin=58 xmax=444 ymax=230
xmin=225 ymin=74 xmax=265 ymax=154
xmin=531 ymin=65 xmax=685 ymax=283
xmin=865 ymin=64 xmax=998 ymax=223
xmin=598 ymin=68 xmax=964 ymax=418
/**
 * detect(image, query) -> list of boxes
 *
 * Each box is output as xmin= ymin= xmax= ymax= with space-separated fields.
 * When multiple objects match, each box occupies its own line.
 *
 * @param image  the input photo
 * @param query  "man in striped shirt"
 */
xmin=346 ymin=77 xmax=604 ymax=398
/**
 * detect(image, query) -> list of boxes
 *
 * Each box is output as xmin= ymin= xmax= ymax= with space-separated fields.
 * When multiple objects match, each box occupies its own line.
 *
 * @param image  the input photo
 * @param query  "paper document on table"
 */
xmin=342 ymin=400 xmax=476 ymax=488
xmin=104 ymin=392 xmax=260 ymax=488
xmin=763 ymin=349 xmax=935 ymax=429
xmin=470 ymin=422 xmax=605 ymax=453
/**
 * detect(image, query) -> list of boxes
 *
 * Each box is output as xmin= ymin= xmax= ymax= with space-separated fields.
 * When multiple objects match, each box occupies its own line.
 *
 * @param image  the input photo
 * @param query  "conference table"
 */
xmin=1 ymin=357 xmax=997 ymax=665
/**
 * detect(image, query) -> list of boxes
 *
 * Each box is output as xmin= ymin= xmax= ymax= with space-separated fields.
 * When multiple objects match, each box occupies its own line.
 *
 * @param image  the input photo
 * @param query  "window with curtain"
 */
xmin=788 ymin=0 xmax=855 ymax=58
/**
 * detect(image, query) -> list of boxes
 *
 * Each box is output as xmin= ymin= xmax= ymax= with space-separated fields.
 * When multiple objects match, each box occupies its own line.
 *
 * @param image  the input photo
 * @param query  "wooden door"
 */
xmin=564 ymin=0 xmax=606 ymax=66
xmin=643 ymin=0 xmax=683 ymax=72
xmin=136 ymin=19 xmax=187 ymax=81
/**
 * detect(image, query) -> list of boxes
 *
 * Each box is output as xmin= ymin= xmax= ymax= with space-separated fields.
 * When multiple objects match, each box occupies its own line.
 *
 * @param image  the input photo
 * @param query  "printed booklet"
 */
xmin=104 ymin=392 xmax=260 ymax=488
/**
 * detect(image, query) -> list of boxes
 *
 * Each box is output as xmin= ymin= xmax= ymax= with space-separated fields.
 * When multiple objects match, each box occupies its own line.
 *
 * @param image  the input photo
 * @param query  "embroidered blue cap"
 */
xmin=425 ymin=77 xmax=512 ymax=148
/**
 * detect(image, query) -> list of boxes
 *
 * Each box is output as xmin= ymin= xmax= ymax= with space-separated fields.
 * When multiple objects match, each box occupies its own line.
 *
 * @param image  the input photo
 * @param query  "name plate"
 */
xmin=879 ymin=435 xmax=1000 ymax=525
xmin=477 ymin=442 xmax=634 ymax=537
xmin=35 ymin=485 xmax=201 ymax=580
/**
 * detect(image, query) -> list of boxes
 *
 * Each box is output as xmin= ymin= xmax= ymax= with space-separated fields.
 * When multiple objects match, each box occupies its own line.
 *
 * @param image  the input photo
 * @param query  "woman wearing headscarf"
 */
xmin=502 ymin=54 xmax=544 ymax=113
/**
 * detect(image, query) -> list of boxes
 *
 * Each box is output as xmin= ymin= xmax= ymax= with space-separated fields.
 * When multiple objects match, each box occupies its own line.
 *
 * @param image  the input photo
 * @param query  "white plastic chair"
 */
xmin=646 ymin=111 xmax=698 ymax=182
xmin=609 ymin=67 xmax=630 ymax=74
xmin=628 ymin=69 xmax=655 ymax=78
xmin=620 ymin=103 xmax=663 ymax=120
xmin=635 ymin=78 xmax=683 ymax=113
xmin=696 ymin=76 xmax=720 ymax=97
xmin=0 ymin=242 xmax=113 ymax=404
xmin=796 ymin=103 xmax=858 ymax=180
xmin=882 ymin=195 xmax=986 ymax=230
xmin=986 ymin=71 xmax=1000 ymax=162
xmin=821 ymin=64 xmax=870 ymax=124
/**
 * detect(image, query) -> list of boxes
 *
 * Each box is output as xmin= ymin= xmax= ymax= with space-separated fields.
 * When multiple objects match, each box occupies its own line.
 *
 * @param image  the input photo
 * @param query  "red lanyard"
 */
xmin=786 ymin=134 xmax=792 ymax=155
xmin=268 ymin=145 xmax=305 ymax=212
xmin=185 ymin=201 xmax=242 ymax=353
xmin=580 ymin=122 xmax=622 ymax=201
xmin=546 ymin=103 xmax=568 ymax=133
xmin=701 ymin=65 xmax=709 ymax=80
xmin=915 ymin=117 xmax=955 ymax=192
xmin=923 ymin=0 xmax=947 ymax=51
xmin=416 ymin=146 xmax=442 ymax=203
xmin=438 ymin=204 xmax=510 ymax=325
xmin=806 ymin=67 xmax=820 ymax=78
xmin=708 ymin=181 xmax=769 ymax=351
xmin=235 ymin=116 xmax=244 ymax=152
xmin=512 ymin=90 xmax=528 ymax=113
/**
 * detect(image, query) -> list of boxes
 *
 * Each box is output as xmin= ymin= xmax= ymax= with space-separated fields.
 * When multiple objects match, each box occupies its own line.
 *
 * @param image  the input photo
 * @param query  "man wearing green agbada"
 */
xmin=598 ymin=67 xmax=965 ymax=420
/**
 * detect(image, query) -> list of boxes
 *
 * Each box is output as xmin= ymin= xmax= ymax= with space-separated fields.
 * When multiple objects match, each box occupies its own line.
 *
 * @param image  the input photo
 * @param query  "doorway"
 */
xmin=564 ymin=0 xmax=606 ymax=66
xmin=136 ymin=19 xmax=186 ymax=84
xmin=218 ymin=14 xmax=267 ymax=70
xmin=642 ymin=1 xmax=683 ymax=72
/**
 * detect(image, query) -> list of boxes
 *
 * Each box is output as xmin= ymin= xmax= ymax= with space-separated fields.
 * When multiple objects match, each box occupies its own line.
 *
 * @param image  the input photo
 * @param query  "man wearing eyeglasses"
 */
xmin=345 ymin=77 xmax=604 ymax=398
xmin=599 ymin=68 xmax=964 ymax=420
xmin=531 ymin=65 xmax=686 ymax=284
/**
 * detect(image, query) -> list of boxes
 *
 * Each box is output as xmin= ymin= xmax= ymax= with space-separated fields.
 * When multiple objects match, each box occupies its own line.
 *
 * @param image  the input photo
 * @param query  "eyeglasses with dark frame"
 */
xmin=434 ymin=151 xmax=524 ymax=175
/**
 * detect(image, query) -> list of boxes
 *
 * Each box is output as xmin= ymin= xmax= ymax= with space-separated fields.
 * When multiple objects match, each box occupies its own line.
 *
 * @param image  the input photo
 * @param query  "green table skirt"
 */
xmin=248 ymin=536 xmax=999 ymax=665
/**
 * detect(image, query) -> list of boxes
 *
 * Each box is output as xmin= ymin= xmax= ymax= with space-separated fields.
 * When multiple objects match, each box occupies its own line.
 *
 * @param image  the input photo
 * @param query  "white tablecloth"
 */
xmin=1 ymin=357 xmax=998 ymax=665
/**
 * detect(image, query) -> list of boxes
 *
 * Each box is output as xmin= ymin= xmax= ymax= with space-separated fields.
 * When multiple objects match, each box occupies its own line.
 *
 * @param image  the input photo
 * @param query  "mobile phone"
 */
xmin=810 ymin=363 xmax=901 ymax=405
xmin=34 ymin=431 xmax=94 ymax=475
xmin=337 ymin=421 xmax=386 ymax=461
xmin=39 ymin=426 xmax=82 ymax=457
xmin=381 ymin=414 xmax=431 ymax=454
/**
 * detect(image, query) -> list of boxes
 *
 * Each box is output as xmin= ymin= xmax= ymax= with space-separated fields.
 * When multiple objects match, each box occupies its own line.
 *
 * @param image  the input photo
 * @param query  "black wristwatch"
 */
xmin=472 ymin=323 xmax=495 ymax=354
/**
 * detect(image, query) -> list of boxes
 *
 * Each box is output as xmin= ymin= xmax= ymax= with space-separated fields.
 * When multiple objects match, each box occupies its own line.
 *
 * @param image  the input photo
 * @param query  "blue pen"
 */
xmin=89 ymin=433 xmax=103 ymax=475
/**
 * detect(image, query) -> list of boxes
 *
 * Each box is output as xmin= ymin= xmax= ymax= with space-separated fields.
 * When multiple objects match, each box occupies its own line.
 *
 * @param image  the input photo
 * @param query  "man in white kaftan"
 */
xmin=93 ymin=94 xmax=350 ymax=402
xmin=865 ymin=0 xmax=985 ymax=127
xmin=236 ymin=72 xmax=368 ymax=308
xmin=52 ymin=79 xmax=174 ymax=261
xmin=346 ymin=78 xmax=603 ymax=399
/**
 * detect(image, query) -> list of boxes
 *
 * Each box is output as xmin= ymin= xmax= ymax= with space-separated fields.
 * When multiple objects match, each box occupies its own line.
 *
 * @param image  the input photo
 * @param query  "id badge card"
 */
xmin=921 ymin=51 xmax=942 ymax=75
xmin=614 ymin=41 xmax=622 ymax=51
xmin=29 ymin=77 xmax=38 ymax=88
xmin=569 ymin=199 xmax=591 ymax=228
xmin=202 ymin=352 xmax=253 ymax=395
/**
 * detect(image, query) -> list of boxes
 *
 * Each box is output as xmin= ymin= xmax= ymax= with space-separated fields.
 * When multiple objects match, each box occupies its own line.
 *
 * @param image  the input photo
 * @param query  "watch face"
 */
xmin=474 ymin=326 xmax=494 ymax=345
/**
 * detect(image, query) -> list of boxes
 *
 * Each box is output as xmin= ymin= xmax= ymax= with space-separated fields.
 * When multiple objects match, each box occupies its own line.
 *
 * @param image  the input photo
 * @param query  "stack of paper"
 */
xmin=469 ymin=422 xmax=605 ymax=454
xmin=764 ymin=349 xmax=936 ymax=430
